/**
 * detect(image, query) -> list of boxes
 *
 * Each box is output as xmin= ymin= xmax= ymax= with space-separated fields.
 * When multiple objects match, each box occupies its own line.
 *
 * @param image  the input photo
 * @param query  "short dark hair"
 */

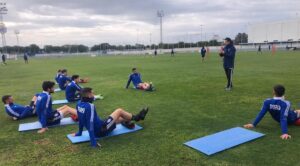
xmin=2 ymin=95 xmax=11 ymax=104
xmin=58 ymin=69 xmax=62 ymax=72
xmin=273 ymin=85 xmax=285 ymax=97
xmin=42 ymin=81 xmax=55 ymax=91
xmin=132 ymin=68 xmax=137 ymax=71
xmin=81 ymin=87 xmax=93 ymax=98
xmin=224 ymin=37 xmax=233 ymax=44
xmin=61 ymin=69 xmax=67 ymax=73
xmin=72 ymin=75 xmax=79 ymax=80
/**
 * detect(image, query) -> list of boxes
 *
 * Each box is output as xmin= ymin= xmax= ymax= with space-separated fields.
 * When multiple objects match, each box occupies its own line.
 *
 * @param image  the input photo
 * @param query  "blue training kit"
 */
xmin=75 ymin=101 xmax=116 ymax=147
xmin=5 ymin=104 xmax=35 ymax=119
xmin=252 ymin=97 xmax=299 ymax=134
xmin=126 ymin=73 xmax=142 ymax=89
xmin=65 ymin=81 xmax=82 ymax=102
xmin=36 ymin=91 xmax=61 ymax=128
xmin=58 ymin=75 xmax=72 ymax=90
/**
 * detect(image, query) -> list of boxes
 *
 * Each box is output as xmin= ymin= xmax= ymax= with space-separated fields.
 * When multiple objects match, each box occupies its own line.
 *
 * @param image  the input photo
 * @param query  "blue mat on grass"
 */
xmin=67 ymin=124 xmax=143 ymax=143
xmin=184 ymin=127 xmax=265 ymax=155
xmin=18 ymin=117 xmax=77 ymax=131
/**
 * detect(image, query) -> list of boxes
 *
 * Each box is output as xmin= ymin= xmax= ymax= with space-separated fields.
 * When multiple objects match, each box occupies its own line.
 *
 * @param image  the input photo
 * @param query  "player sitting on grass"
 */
xmin=36 ymin=81 xmax=78 ymax=134
xmin=2 ymin=94 xmax=38 ymax=120
xmin=126 ymin=68 xmax=154 ymax=91
xmin=58 ymin=69 xmax=72 ymax=90
xmin=55 ymin=69 xmax=62 ymax=84
xmin=72 ymin=87 xmax=149 ymax=147
xmin=244 ymin=85 xmax=300 ymax=140
xmin=66 ymin=75 xmax=82 ymax=102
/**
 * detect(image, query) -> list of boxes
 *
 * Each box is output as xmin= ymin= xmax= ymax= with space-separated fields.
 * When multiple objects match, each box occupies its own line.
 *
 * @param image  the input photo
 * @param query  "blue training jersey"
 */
xmin=65 ymin=81 xmax=82 ymax=101
xmin=223 ymin=44 xmax=236 ymax=69
xmin=58 ymin=75 xmax=71 ymax=90
xmin=4 ymin=103 xmax=34 ymax=119
xmin=75 ymin=101 xmax=104 ymax=147
xmin=252 ymin=97 xmax=298 ymax=134
xmin=35 ymin=91 xmax=53 ymax=128
xmin=55 ymin=73 xmax=61 ymax=83
xmin=201 ymin=48 xmax=206 ymax=55
xmin=126 ymin=73 xmax=142 ymax=88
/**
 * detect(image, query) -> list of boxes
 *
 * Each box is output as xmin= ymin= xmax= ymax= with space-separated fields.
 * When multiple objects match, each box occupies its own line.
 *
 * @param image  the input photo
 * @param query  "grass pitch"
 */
xmin=0 ymin=51 xmax=300 ymax=165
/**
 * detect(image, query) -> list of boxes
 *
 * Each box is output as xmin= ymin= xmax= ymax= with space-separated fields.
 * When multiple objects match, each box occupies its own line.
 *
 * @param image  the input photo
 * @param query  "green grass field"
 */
xmin=1 ymin=51 xmax=300 ymax=166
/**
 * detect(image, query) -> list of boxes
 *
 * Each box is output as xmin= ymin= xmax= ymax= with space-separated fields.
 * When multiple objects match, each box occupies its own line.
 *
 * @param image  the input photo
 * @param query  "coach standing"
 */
xmin=219 ymin=37 xmax=236 ymax=91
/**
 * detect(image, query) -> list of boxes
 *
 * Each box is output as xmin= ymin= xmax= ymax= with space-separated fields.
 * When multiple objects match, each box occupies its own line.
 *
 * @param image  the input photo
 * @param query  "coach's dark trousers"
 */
xmin=224 ymin=68 xmax=233 ymax=88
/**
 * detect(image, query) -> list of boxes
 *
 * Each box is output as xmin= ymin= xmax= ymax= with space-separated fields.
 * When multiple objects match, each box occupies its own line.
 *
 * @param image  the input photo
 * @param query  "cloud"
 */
xmin=2 ymin=0 xmax=300 ymax=46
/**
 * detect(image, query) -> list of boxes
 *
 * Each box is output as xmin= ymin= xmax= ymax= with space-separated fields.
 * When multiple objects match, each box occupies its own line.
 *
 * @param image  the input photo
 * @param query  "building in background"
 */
xmin=248 ymin=19 xmax=300 ymax=44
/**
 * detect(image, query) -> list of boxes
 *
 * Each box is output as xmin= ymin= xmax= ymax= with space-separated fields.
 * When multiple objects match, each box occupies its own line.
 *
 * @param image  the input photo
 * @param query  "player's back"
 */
xmin=36 ymin=92 xmax=52 ymax=117
xmin=264 ymin=98 xmax=297 ymax=124
xmin=76 ymin=101 xmax=103 ymax=135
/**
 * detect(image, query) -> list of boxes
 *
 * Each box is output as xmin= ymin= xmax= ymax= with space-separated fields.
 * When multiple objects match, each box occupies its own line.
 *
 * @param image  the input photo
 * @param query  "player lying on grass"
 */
xmin=36 ymin=81 xmax=78 ymax=134
xmin=125 ymin=68 xmax=154 ymax=91
xmin=244 ymin=85 xmax=300 ymax=140
xmin=2 ymin=94 xmax=38 ymax=120
xmin=66 ymin=75 xmax=82 ymax=102
xmin=71 ymin=87 xmax=149 ymax=147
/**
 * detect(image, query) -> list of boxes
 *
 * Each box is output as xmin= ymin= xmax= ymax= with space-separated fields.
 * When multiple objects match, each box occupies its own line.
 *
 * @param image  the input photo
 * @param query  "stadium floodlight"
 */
xmin=200 ymin=25 xmax=204 ymax=42
xmin=0 ymin=2 xmax=7 ymax=54
xmin=14 ymin=30 xmax=20 ymax=55
xmin=157 ymin=10 xmax=164 ymax=51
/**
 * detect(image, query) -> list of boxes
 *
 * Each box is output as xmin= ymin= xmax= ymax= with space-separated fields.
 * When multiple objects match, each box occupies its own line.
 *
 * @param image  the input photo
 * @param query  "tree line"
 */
xmin=0 ymin=33 xmax=248 ymax=55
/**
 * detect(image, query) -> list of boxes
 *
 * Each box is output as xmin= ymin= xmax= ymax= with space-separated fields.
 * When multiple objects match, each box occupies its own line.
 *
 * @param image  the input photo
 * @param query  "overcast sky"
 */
xmin=2 ymin=0 xmax=300 ymax=46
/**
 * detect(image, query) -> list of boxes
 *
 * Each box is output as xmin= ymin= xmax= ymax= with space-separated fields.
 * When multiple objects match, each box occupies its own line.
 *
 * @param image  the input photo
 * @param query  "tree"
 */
xmin=208 ymin=40 xmax=220 ymax=46
xmin=234 ymin=33 xmax=248 ymax=44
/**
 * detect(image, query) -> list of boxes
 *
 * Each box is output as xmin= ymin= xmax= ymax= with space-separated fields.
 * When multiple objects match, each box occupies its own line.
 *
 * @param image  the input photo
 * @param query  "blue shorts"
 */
xmin=46 ymin=110 xmax=62 ymax=126
xmin=99 ymin=116 xmax=116 ymax=136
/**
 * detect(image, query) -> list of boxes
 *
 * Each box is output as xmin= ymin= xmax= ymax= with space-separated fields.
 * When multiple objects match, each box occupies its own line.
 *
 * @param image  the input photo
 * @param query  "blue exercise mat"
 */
xmin=184 ymin=127 xmax=265 ymax=155
xmin=52 ymin=99 xmax=69 ymax=105
xmin=18 ymin=117 xmax=77 ymax=131
xmin=52 ymin=95 xmax=104 ymax=105
xmin=54 ymin=88 xmax=62 ymax=92
xmin=67 ymin=124 xmax=143 ymax=143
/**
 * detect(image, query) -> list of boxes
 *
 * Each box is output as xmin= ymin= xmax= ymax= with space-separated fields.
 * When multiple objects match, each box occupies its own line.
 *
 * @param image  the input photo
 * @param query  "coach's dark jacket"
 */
xmin=223 ymin=44 xmax=236 ymax=69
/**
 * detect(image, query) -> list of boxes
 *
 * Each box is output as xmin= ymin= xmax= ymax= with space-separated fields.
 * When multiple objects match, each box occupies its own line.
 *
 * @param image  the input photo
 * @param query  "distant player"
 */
xmin=206 ymin=47 xmax=210 ymax=55
xmin=36 ymin=81 xmax=78 ymax=134
xmin=200 ymin=46 xmax=207 ymax=62
xmin=272 ymin=44 xmax=276 ymax=55
xmin=257 ymin=45 xmax=262 ymax=54
xmin=126 ymin=68 xmax=154 ymax=91
xmin=65 ymin=75 xmax=82 ymax=102
xmin=171 ymin=48 xmax=175 ymax=57
xmin=1 ymin=54 xmax=7 ymax=65
xmin=154 ymin=49 xmax=157 ymax=56
xmin=244 ymin=85 xmax=300 ymax=140
xmin=24 ymin=52 xmax=29 ymax=64
xmin=71 ymin=87 xmax=149 ymax=147
xmin=58 ymin=69 xmax=72 ymax=90
xmin=2 ymin=94 xmax=38 ymax=120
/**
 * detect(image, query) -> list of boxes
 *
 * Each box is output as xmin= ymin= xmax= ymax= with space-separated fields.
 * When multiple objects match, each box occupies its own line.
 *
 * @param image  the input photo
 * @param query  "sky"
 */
xmin=1 ymin=0 xmax=300 ymax=47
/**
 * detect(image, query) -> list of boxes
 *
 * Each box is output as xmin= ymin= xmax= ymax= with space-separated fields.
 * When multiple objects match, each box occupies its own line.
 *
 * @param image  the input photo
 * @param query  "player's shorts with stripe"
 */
xmin=99 ymin=116 xmax=116 ymax=136
xmin=46 ymin=110 xmax=63 ymax=126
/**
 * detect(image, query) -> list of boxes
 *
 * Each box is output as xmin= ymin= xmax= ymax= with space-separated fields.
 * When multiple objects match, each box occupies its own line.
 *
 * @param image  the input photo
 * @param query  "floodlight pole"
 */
xmin=200 ymin=24 xmax=204 ymax=43
xmin=14 ymin=30 xmax=20 ymax=55
xmin=0 ymin=2 xmax=7 ymax=54
xmin=149 ymin=32 xmax=152 ymax=49
xmin=157 ymin=10 xmax=164 ymax=53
